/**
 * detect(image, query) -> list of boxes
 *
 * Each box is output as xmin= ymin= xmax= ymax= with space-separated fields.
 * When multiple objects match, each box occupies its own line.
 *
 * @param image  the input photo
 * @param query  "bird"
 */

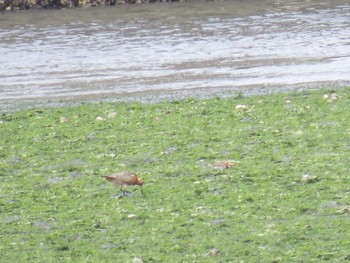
xmin=102 ymin=172 xmax=143 ymax=195
xmin=210 ymin=161 xmax=235 ymax=170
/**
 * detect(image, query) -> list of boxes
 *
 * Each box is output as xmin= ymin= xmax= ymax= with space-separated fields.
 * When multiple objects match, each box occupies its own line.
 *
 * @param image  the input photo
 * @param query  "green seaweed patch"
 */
xmin=0 ymin=87 xmax=349 ymax=262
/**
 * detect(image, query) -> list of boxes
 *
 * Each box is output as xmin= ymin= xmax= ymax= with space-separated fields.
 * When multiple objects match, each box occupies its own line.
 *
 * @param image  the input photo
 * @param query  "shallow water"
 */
xmin=0 ymin=0 xmax=350 ymax=110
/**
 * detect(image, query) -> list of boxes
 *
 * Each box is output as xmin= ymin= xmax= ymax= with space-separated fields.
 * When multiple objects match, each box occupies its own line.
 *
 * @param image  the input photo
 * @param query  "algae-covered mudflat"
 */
xmin=1 ymin=87 xmax=349 ymax=262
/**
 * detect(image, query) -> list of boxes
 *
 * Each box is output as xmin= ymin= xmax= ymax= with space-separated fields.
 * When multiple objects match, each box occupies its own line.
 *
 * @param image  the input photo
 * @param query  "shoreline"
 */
xmin=1 ymin=81 xmax=349 ymax=113
xmin=1 ymin=0 xmax=181 ymax=11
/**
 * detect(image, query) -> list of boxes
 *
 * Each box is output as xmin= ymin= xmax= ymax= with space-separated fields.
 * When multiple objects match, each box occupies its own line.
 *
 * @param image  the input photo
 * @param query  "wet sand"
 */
xmin=2 ymin=81 xmax=348 ymax=112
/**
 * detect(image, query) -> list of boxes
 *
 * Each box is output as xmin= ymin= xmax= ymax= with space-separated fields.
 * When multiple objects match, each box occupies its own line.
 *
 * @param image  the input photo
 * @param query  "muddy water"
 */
xmin=0 ymin=0 xmax=350 ymax=110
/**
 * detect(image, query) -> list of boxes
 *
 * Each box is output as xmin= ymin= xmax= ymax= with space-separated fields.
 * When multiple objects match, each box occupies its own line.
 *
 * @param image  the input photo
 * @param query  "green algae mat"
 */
xmin=1 ymin=88 xmax=349 ymax=262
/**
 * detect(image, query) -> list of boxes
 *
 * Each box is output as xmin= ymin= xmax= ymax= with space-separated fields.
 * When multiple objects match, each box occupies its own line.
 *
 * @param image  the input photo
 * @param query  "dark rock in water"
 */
xmin=1 ymin=0 xmax=177 ymax=11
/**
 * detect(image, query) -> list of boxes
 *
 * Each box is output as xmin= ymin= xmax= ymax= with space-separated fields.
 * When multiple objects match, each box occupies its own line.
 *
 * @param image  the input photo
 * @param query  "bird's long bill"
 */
xmin=140 ymin=186 xmax=144 ymax=195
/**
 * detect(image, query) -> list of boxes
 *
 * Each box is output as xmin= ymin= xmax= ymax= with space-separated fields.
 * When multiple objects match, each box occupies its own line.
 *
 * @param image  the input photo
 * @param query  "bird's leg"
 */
xmin=140 ymin=186 xmax=144 ymax=195
xmin=119 ymin=185 xmax=126 ymax=196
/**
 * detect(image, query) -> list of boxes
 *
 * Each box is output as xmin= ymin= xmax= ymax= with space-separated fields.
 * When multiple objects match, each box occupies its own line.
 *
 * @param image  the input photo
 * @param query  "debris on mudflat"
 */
xmin=301 ymin=174 xmax=318 ymax=183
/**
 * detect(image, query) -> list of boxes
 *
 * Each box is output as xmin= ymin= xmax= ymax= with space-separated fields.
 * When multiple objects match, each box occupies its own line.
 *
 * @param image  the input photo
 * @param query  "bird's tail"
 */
xmin=101 ymin=176 xmax=115 ymax=183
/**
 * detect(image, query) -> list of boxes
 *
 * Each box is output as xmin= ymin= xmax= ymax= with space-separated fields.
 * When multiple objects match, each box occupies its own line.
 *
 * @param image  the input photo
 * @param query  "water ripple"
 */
xmin=0 ymin=0 xmax=349 ymax=108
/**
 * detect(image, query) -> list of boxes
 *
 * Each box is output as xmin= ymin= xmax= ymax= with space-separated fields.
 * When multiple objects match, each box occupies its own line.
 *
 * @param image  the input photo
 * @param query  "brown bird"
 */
xmin=210 ymin=161 xmax=235 ymax=170
xmin=102 ymin=172 xmax=143 ymax=195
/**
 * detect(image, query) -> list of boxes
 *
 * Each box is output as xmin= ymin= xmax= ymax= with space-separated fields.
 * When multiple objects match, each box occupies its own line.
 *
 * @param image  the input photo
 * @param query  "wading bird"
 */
xmin=210 ymin=161 xmax=234 ymax=170
xmin=102 ymin=172 xmax=143 ymax=195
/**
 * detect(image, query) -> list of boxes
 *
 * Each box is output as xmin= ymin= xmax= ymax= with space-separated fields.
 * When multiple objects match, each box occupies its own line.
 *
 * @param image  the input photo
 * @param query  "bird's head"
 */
xmin=137 ymin=178 xmax=143 ymax=186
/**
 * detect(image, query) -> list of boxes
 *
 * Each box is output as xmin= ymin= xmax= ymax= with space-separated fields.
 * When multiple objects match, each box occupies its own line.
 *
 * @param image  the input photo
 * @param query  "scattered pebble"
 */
xmin=108 ymin=112 xmax=117 ymax=119
xmin=301 ymin=174 xmax=318 ymax=183
xmin=295 ymin=130 xmax=304 ymax=136
xmin=60 ymin=116 xmax=69 ymax=123
xmin=284 ymin=99 xmax=293 ymax=109
xmin=96 ymin=116 xmax=105 ymax=121
xmin=205 ymin=248 xmax=220 ymax=257
xmin=336 ymin=207 xmax=350 ymax=214
xmin=323 ymin=93 xmax=339 ymax=102
xmin=235 ymin=104 xmax=249 ymax=110
xmin=132 ymin=257 xmax=143 ymax=263
xmin=127 ymin=214 xmax=137 ymax=219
